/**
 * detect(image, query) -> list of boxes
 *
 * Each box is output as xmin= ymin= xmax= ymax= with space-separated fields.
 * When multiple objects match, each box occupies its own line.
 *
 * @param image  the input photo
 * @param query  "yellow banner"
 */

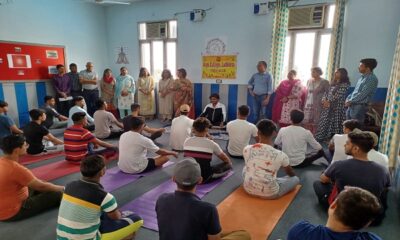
xmin=202 ymin=55 xmax=237 ymax=79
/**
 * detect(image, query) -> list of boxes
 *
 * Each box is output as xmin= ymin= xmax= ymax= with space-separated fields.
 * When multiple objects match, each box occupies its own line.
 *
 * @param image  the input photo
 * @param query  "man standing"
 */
xmin=53 ymin=64 xmax=71 ymax=117
xmin=67 ymin=63 xmax=82 ymax=98
xmin=248 ymin=61 xmax=273 ymax=123
xmin=79 ymin=62 xmax=99 ymax=116
xmin=345 ymin=58 xmax=378 ymax=124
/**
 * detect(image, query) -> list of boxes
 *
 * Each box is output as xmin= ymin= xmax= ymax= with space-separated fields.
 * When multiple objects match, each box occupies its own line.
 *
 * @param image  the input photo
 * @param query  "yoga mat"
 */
xmin=19 ymin=151 xmax=65 ymax=165
xmin=217 ymin=185 xmax=301 ymax=240
xmin=101 ymin=161 xmax=175 ymax=192
xmin=31 ymin=154 xmax=117 ymax=181
xmin=121 ymin=171 xmax=234 ymax=231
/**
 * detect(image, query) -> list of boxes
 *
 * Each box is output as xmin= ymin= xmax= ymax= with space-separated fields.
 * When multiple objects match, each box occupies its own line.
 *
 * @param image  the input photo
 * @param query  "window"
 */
xmin=282 ymin=4 xmax=335 ymax=84
xmin=139 ymin=20 xmax=177 ymax=81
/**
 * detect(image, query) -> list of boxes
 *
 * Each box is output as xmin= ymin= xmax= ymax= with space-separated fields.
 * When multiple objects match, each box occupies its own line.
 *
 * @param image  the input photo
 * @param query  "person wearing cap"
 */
xmin=156 ymin=158 xmax=251 ymax=240
xmin=345 ymin=58 xmax=379 ymax=124
xmin=122 ymin=103 xmax=165 ymax=140
xmin=183 ymin=117 xmax=232 ymax=183
xmin=118 ymin=116 xmax=178 ymax=174
xmin=170 ymin=104 xmax=194 ymax=151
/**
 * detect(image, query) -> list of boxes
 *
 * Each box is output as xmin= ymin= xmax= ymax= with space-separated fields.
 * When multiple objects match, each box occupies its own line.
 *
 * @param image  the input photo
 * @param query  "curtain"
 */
xmin=326 ymin=0 xmax=346 ymax=80
xmin=269 ymin=0 xmax=289 ymax=88
xmin=379 ymin=25 xmax=400 ymax=172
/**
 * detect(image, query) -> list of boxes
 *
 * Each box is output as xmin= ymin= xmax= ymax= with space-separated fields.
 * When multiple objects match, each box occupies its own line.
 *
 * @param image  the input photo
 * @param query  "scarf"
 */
xmin=104 ymin=75 xmax=114 ymax=84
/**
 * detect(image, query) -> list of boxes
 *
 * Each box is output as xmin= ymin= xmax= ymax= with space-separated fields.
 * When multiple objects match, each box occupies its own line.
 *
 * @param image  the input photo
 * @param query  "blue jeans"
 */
xmin=252 ymin=94 xmax=267 ymax=123
xmin=346 ymin=104 xmax=367 ymax=124
xmin=265 ymin=176 xmax=300 ymax=199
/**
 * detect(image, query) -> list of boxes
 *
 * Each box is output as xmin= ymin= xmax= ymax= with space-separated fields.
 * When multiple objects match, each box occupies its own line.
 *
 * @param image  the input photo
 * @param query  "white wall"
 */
xmin=0 ymin=0 xmax=109 ymax=74
xmin=106 ymin=0 xmax=400 ymax=87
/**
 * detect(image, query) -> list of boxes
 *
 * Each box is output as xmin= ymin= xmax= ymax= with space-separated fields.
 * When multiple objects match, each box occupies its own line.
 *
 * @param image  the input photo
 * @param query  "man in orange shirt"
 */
xmin=0 ymin=135 xmax=64 ymax=221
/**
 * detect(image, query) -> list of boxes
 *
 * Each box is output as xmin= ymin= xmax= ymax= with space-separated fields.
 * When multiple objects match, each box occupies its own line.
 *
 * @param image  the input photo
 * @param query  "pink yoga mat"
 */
xmin=121 ymin=171 xmax=234 ymax=231
xmin=101 ymin=161 xmax=175 ymax=192
xmin=19 ymin=151 xmax=65 ymax=165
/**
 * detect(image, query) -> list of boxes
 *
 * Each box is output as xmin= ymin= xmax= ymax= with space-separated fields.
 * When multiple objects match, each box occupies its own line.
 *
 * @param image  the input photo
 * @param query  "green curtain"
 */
xmin=269 ymin=0 xmax=289 ymax=87
xmin=379 ymin=25 xmax=400 ymax=171
xmin=326 ymin=0 xmax=346 ymax=80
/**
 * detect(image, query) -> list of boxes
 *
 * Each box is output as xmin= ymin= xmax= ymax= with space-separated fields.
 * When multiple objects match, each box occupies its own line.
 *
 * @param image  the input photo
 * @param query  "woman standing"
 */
xmin=315 ymin=68 xmax=350 ymax=142
xmin=100 ymin=69 xmax=117 ymax=117
xmin=137 ymin=67 xmax=156 ymax=118
xmin=172 ymin=68 xmax=194 ymax=119
xmin=115 ymin=67 xmax=135 ymax=118
xmin=303 ymin=67 xmax=330 ymax=134
xmin=272 ymin=70 xmax=305 ymax=127
xmin=158 ymin=69 xmax=175 ymax=121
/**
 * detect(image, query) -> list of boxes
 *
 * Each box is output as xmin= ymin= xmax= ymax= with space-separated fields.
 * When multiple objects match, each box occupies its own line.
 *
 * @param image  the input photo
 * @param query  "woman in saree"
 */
xmin=172 ymin=68 xmax=195 ymax=119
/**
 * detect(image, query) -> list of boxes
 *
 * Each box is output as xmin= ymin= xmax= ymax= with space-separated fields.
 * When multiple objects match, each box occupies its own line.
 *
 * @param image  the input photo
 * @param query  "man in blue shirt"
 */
xmin=248 ymin=61 xmax=273 ymax=123
xmin=0 ymin=101 xmax=23 ymax=146
xmin=345 ymin=58 xmax=378 ymax=124
xmin=288 ymin=187 xmax=382 ymax=240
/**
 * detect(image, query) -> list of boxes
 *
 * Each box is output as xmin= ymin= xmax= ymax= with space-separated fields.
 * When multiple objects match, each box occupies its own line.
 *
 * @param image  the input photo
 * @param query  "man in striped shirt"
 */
xmin=57 ymin=155 xmax=143 ymax=240
xmin=64 ymin=112 xmax=117 ymax=162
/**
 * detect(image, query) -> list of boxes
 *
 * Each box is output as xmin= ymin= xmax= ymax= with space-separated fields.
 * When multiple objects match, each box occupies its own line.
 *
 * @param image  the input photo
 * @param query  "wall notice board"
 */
xmin=0 ymin=41 xmax=65 ymax=81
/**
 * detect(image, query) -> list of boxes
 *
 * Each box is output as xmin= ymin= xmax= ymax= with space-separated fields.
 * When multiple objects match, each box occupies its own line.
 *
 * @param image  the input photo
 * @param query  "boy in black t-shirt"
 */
xmin=23 ymin=109 xmax=64 ymax=155
xmin=156 ymin=158 xmax=250 ymax=240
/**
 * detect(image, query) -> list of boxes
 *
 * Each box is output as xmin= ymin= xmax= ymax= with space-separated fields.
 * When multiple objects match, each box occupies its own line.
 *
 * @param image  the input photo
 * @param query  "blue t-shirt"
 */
xmin=288 ymin=221 xmax=382 ymax=240
xmin=0 ymin=113 xmax=14 ymax=139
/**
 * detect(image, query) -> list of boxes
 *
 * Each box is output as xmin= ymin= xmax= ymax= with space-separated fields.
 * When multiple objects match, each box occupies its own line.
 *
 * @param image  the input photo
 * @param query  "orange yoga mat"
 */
xmin=19 ymin=151 xmax=65 ymax=165
xmin=217 ymin=185 xmax=301 ymax=240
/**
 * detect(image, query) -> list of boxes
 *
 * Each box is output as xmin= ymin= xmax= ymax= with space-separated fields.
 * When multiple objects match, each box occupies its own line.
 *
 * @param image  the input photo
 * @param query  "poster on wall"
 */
xmin=0 ymin=41 xmax=65 ymax=81
xmin=202 ymin=55 xmax=237 ymax=79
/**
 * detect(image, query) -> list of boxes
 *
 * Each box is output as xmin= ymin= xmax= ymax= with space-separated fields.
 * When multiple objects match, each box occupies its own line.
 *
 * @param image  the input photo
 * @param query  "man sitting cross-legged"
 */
xmin=329 ymin=119 xmax=361 ymax=162
xmin=68 ymin=96 xmax=94 ymax=130
xmin=0 ymin=135 xmax=63 ymax=221
xmin=183 ymin=117 xmax=232 ymax=183
xmin=122 ymin=103 xmax=165 ymax=140
xmin=94 ymin=99 xmax=124 ymax=139
xmin=23 ymin=109 xmax=64 ymax=155
xmin=57 ymin=154 xmax=143 ymax=240
xmin=243 ymin=119 xmax=299 ymax=199
xmin=170 ymin=104 xmax=194 ymax=151
xmin=118 ymin=116 xmax=178 ymax=174
xmin=275 ymin=109 xmax=326 ymax=168
xmin=64 ymin=112 xmax=117 ymax=163
xmin=288 ymin=187 xmax=383 ymax=240
xmin=156 ymin=158 xmax=251 ymax=240
xmin=314 ymin=131 xmax=390 ymax=225
xmin=40 ymin=95 xmax=68 ymax=129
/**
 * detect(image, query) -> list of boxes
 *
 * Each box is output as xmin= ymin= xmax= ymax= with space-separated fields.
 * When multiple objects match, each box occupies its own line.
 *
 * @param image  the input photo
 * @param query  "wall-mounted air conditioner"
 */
xmin=288 ymin=5 xmax=326 ymax=30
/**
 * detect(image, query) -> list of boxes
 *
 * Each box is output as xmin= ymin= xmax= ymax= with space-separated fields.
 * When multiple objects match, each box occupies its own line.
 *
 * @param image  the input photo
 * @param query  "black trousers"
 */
xmin=82 ymin=89 xmax=99 ymax=116
xmin=293 ymin=149 xmax=326 ymax=168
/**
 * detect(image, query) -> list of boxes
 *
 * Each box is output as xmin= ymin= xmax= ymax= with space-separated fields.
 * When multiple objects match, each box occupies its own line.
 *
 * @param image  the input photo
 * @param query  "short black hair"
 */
xmin=80 ymin=155 xmax=105 ymax=177
xmin=130 ymin=116 xmax=145 ymax=131
xmin=29 ymin=109 xmax=45 ymax=120
xmin=360 ymin=58 xmax=378 ymax=71
xmin=343 ymin=119 xmax=361 ymax=131
xmin=56 ymin=64 xmax=64 ymax=70
xmin=334 ymin=187 xmax=381 ymax=230
xmin=1 ymin=134 xmax=25 ymax=155
xmin=69 ymin=63 xmax=77 ymax=68
xmin=44 ymin=95 xmax=54 ymax=102
xmin=130 ymin=103 xmax=140 ymax=112
xmin=0 ymin=100 xmax=8 ymax=108
xmin=209 ymin=93 xmax=220 ymax=100
xmin=192 ymin=117 xmax=212 ymax=133
xmin=95 ymin=99 xmax=106 ymax=110
xmin=238 ymin=105 xmax=250 ymax=116
xmin=256 ymin=119 xmax=276 ymax=137
xmin=71 ymin=112 xmax=87 ymax=123
xmin=258 ymin=61 xmax=267 ymax=68
xmin=290 ymin=109 xmax=304 ymax=124
xmin=73 ymin=96 xmax=84 ymax=103
xmin=348 ymin=131 xmax=374 ymax=153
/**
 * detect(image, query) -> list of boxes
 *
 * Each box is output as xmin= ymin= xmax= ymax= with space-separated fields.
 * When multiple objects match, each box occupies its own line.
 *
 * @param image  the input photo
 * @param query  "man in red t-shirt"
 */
xmin=0 ymin=135 xmax=64 ymax=221
xmin=64 ymin=112 xmax=117 ymax=162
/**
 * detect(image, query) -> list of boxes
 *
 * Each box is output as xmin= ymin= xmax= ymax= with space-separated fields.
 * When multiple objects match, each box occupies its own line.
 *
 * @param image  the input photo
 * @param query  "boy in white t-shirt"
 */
xmin=275 ymin=109 xmax=325 ymax=167
xmin=243 ymin=119 xmax=299 ymax=199
xmin=118 ymin=117 xmax=178 ymax=174
xmin=329 ymin=119 xmax=361 ymax=162
xmin=226 ymin=105 xmax=258 ymax=158
xmin=364 ymin=131 xmax=389 ymax=169
xmin=170 ymin=104 xmax=194 ymax=151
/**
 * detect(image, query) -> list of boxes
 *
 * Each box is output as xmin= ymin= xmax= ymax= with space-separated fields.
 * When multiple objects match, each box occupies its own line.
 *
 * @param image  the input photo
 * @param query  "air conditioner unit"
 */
xmin=146 ymin=22 xmax=168 ymax=39
xmin=288 ymin=5 xmax=326 ymax=30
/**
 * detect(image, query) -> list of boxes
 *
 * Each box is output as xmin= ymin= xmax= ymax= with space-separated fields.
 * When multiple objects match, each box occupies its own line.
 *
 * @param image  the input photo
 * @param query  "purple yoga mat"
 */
xmin=121 ymin=171 xmax=234 ymax=231
xmin=101 ymin=161 xmax=174 ymax=192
